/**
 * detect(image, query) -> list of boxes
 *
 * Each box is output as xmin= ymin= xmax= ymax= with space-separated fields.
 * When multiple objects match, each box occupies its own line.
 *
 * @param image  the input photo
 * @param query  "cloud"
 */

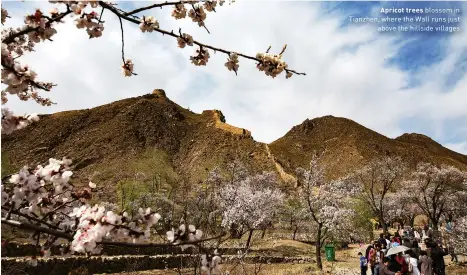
xmin=2 ymin=1 xmax=467 ymax=156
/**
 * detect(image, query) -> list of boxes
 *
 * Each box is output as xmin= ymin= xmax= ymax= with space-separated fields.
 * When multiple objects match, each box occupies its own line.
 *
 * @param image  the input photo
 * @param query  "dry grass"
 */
xmin=66 ymin=242 xmax=467 ymax=275
xmin=97 ymin=263 xmax=318 ymax=275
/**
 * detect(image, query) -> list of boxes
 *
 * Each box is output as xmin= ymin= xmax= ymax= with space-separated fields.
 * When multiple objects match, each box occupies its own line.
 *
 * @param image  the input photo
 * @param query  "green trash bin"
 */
xmin=324 ymin=245 xmax=335 ymax=261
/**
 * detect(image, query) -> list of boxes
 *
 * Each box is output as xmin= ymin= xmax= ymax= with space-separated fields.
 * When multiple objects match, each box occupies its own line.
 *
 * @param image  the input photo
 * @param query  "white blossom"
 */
xmin=296 ymin=155 xmax=361 ymax=268
xmin=188 ymin=5 xmax=207 ymax=27
xmin=166 ymin=223 xmax=203 ymax=246
xmin=177 ymin=33 xmax=194 ymax=48
xmin=404 ymin=163 xmax=467 ymax=230
xmin=256 ymin=52 xmax=288 ymax=78
xmin=353 ymin=157 xmax=407 ymax=231
xmin=225 ymin=53 xmax=239 ymax=73
xmin=139 ymin=16 xmax=159 ymax=33
xmin=1 ymin=158 xmax=164 ymax=255
xmin=219 ymin=172 xmax=284 ymax=230
xmin=445 ymin=215 xmax=467 ymax=254
xmin=1 ymin=108 xmax=39 ymax=134
xmin=121 ymin=59 xmax=134 ymax=76
xmin=190 ymin=47 xmax=210 ymax=66
xmin=171 ymin=4 xmax=187 ymax=19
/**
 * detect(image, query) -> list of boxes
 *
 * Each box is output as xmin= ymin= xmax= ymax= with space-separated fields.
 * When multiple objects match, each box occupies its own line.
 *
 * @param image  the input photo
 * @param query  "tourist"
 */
xmin=378 ymin=233 xmax=387 ymax=247
xmin=429 ymin=242 xmax=449 ymax=275
xmin=359 ymin=252 xmax=368 ymax=275
xmin=419 ymin=250 xmax=433 ymax=275
xmin=447 ymin=244 xmax=458 ymax=263
xmin=385 ymin=233 xmax=392 ymax=249
xmin=395 ymin=252 xmax=409 ymax=275
xmin=380 ymin=257 xmax=402 ymax=275
xmin=372 ymin=244 xmax=384 ymax=275
xmin=388 ymin=255 xmax=402 ymax=273
xmin=405 ymin=250 xmax=420 ymax=275
xmin=382 ymin=242 xmax=388 ymax=255
xmin=369 ymin=242 xmax=377 ymax=275
xmin=370 ymin=243 xmax=384 ymax=275
xmin=367 ymin=243 xmax=375 ymax=274
xmin=446 ymin=221 xmax=452 ymax=232
xmin=391 ymin=237 xmax=400 ymax=248
xmin=411 ymin=240 xmax=421 ymax=259
xmin=402 ymin=237 xmax=412 ymax=248
xmin=394 ymin=232 xmax=402 ymax=244
xmin=414 ymin=230 xmax=421 ymax=242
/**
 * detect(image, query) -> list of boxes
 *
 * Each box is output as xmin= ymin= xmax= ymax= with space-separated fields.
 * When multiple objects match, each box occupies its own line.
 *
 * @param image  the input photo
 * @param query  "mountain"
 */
xmin=269 ymin=116 xmax=467 ymax=181
xmin=1 ymin=90 xmax=278 ymax=201
xmin=2 ymin=90 xmax=467 ymax=201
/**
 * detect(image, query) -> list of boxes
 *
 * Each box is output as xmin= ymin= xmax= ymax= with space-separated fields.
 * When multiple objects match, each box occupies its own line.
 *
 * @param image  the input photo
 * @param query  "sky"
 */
xmin=2 ymin=1 xmax=467 ymax=155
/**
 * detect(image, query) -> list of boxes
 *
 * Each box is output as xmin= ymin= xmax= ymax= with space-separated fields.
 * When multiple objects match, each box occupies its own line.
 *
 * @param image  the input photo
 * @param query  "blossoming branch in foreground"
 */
xmin=1 ymin=108 xmax=39 ymax=134
xmin=1 ymin=0 xmax=303 ymax=112
xmin=0 ymin=158 xmax=209 ymax=261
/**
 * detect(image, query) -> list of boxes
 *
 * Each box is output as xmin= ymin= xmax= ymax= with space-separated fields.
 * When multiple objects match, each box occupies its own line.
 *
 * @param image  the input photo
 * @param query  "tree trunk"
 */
xmin=410 ymin=215 xmax=415 ymax=228
xmin=261 ymin=229 xmax=266 ymax=239
xmin=379 ymin=214 xmax=388 ymax=234
xmin=432 ymin=220 xmax=438 ymax=231
xmin=245 ymin=229 xmax=254 ymax=249
xmin=293 ymin=226 xmax=298 ymax=240
xmin=316 ymin=223 xmax=323 ymax=270
xmin=120 ymin=187 xmax=125 ymax=210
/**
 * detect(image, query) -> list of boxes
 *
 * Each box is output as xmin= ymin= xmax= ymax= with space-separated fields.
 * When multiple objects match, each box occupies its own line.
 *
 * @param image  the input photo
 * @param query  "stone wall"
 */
xmin=1 ymin=242 xmax=243 ymax=257
xmin=1 ymin=254 xmax=194 ymax=275
xmin=1 ymin=254 xmax=314 ymax=275
xmin=202 ymin=110 xmax=252 ymax=138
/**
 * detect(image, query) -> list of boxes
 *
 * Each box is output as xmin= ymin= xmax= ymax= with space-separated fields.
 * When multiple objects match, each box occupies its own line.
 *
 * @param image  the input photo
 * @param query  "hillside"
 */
xmin=269 ymin=116 xmax=467 ymax=181
xmin=1 ymin=90 xmax=277 ymax=202
xmin=2 ymin=90 xmax=467 ymax=201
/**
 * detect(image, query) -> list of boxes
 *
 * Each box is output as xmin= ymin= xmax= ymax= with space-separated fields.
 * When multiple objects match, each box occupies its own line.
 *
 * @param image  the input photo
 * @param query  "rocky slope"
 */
xmin=2 ymin=90 xmax=466 ymax=201
xmin=269 ymin=116 xmax=467 ymax=181
xmin=1 ymin=90 xmax=277 ymax=201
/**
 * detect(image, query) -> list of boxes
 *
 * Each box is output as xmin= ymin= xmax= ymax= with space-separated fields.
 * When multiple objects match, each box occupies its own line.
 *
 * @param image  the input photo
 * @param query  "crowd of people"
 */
xmin=358 ymin=227 xmax=457 ymax=275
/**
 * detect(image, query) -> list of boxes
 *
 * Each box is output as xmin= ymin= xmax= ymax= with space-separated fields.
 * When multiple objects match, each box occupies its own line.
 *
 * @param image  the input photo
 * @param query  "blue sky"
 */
xmin=328 ymin=1 xmax=465 ymax=148
xmin=2 ymin=1 xmax=467 ymax=154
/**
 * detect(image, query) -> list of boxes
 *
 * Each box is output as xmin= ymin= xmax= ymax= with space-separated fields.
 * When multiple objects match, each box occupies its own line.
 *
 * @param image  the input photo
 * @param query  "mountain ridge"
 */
xmin=2 ymin=90 xmax=466 ymax=201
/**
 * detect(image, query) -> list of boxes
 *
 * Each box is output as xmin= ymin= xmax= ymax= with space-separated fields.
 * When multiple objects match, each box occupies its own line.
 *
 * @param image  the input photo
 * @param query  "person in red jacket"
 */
xmin=393 ymin=232 xmax=402 ymax=244
xmin=395 ymin=252 xmax=408 ymax=275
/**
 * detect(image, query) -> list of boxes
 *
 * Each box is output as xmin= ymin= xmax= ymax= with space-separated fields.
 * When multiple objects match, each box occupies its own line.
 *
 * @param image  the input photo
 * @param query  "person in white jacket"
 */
xmin=414 ymin=230 xmax=420 ymax=242
xmin=405 ymin=250 xmax=420 ymax=275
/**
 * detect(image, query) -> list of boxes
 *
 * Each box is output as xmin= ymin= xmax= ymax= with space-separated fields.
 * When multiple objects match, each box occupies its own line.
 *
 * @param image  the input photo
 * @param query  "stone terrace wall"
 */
xmin=1 ymin=255 xmax=314 ymax=275
xmin=1 ymin=242 xmax=244 ymax=257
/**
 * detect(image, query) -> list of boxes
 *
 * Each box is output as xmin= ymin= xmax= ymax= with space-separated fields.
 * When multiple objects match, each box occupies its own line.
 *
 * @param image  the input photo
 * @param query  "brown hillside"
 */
xmin=268 ymin=116 xmax=467 ymax=181
xmin=2 ymin=93 xmax=467 ymax=201
xmin=1 ymin=90 xmax=278 ymax=202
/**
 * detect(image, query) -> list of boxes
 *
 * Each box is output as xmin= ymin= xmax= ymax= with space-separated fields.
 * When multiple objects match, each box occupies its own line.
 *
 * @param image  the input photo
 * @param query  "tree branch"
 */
xmin=2 ymin=206 xmax=61 ymax=230
xmin=1 ymin=62 xmax=55 ymax=92
xmin=100 ymin=232 xmax=227 ymax=247
xmin=40 ymin=199 xmax=78 ymax=222
xmin=99 ymin=1 xmax=306 ymax=76
xmin=118 ymin=15 xmax=126 ymax=64
xmin=2 ymin=217 xmax=227 ymax=249
xmin=1 ymin=218 xmax=73 ymax=240
xmin=123 ymin=1 xmax=199 ymax=16
xmin=2 ymin=7 xmax=72 ymax=44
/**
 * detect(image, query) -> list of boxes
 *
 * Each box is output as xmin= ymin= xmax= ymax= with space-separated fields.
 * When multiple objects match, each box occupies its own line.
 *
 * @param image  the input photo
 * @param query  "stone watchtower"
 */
xmin=152 ymin=89 xmax=166 ymax=98
xmin=201 ymin=110 xmax=251 ymax=138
